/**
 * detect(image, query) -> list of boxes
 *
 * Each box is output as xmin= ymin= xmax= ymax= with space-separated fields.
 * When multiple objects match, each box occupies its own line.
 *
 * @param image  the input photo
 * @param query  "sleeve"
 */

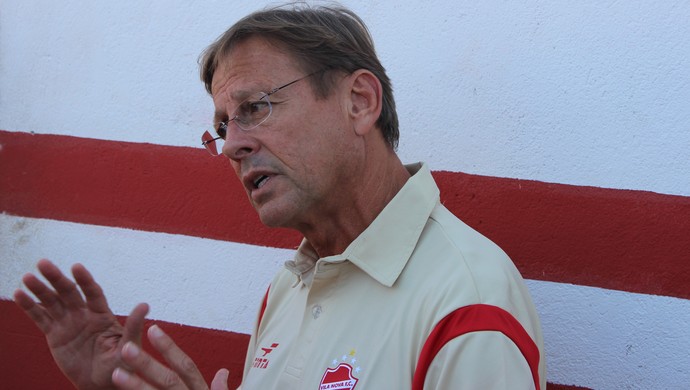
xmin=412 ymin=304 xmax=543 ymax=390
xmin=422 ymin=331 xmax=536 ymax=389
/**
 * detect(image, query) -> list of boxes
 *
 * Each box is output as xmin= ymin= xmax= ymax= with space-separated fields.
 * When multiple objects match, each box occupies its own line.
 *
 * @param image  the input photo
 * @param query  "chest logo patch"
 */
xmin=319 ymin=349 xmax=361 ymax=390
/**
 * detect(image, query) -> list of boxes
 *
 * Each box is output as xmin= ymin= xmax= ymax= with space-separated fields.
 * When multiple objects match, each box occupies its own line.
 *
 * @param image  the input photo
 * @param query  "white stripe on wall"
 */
xmin=2 ymin=1 xmax=689 ymax=196
xmin=1 ymin=213 xmax=285 ymax=333
xmin=527 ymin=279 xmax=690 ymax=389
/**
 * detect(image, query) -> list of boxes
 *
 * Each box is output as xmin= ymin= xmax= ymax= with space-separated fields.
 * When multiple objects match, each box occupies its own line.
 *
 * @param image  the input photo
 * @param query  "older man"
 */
xmin=15 ymin=4 xmax=545 ymax=389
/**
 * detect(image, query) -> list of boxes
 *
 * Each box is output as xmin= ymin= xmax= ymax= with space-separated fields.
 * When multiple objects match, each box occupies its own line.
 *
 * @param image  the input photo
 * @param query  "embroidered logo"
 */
xmin=253 ymin=343 xmax=279 ymax=369
xmin=319 ymin=349 xmax=361 ymax=390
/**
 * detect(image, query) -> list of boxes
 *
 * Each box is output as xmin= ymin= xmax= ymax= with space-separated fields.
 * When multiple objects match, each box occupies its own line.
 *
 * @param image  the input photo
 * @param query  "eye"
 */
xmin=232 ymin=92 xmax=270 ymax=125
xmin=239 ymin=100 xmax=270 ymax=117
xmin=216 ymin=122 xmax=228 ymax=139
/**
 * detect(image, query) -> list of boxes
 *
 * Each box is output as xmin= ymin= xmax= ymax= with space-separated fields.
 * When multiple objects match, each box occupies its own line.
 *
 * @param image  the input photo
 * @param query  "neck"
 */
xmin=298 ymin=148 xmax=410 ymax=258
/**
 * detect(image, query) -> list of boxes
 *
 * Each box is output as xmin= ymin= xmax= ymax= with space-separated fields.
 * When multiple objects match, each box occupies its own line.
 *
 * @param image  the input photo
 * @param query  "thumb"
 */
xmin=210 ymin=368 xmax=230 ymax=390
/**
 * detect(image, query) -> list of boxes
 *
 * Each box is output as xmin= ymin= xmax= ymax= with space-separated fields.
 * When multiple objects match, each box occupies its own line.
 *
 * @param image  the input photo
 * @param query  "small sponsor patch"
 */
xmin=252 ymin=342 xmax=279 ymax=369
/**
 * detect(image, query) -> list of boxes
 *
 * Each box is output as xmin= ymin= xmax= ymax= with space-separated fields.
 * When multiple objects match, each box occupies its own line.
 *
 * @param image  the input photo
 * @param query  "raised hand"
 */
xmin=14 ymin=259 xmax=149 ymax=390
xmin=111 ymin=325 xmax=229 ymax=390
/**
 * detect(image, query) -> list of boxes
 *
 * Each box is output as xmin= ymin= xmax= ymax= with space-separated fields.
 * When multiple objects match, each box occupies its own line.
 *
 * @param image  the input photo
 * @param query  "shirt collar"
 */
xmin=285 ymin=162 xmax=440 ymax=288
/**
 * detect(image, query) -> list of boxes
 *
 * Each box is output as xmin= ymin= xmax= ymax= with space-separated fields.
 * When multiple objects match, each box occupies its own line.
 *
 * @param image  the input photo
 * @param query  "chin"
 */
xmin=256 ymin=205 xmax=298 ymax=229
xmin=253 ymin=194 xmax=308 ymax=230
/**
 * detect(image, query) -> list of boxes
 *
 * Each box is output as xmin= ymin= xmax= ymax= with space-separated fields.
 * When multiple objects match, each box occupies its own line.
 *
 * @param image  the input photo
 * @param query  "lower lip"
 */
xmin=251 ymin=177 xmax=272 ymax=199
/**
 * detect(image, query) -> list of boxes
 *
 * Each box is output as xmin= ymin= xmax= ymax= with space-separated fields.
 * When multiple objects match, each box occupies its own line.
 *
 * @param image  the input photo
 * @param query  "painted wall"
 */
xmin=1 ymin=1 xmax=689 ymax=389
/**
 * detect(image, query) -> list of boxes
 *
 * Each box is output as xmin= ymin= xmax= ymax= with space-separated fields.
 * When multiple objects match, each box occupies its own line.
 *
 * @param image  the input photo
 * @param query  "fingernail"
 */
xmin=123 ymin=341 xmax=140 ymax=357
xmin=113 ymin=367 xmax=131 ymax=383
xmin=149 ymin=324 xmax=164 ymax=338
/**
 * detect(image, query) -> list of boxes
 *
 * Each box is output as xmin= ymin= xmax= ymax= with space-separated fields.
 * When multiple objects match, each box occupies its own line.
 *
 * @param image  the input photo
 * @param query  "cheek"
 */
xmin=267 ymin=97 xmax=351 ymax=172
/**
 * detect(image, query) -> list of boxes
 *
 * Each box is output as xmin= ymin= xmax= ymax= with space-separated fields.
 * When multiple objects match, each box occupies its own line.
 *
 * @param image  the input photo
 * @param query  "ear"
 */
xmin=347 ymin=69 xmax=383 ymax=136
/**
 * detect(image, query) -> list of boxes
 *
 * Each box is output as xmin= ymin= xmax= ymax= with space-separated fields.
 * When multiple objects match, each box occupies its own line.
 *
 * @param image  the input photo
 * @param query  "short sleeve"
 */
xmin=422 ymin=331 xmax=536 ymax=389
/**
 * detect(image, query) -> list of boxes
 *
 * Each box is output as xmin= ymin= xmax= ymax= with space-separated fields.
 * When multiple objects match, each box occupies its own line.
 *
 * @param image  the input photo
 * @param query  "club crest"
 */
xmin=319 ymin=349 xmax=361 ymax=390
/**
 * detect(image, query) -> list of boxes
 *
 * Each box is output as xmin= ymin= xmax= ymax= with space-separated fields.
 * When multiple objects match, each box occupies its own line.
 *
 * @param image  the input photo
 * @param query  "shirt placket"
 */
xmin=282 ymin=260 xmax=341 ymax=387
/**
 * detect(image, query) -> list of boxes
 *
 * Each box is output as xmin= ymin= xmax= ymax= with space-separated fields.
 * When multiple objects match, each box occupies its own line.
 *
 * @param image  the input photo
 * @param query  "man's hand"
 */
xmin=14 ymin=259 xmax=149 ymax=390
xmin=111 ymin=325 xmax=229 ymax=390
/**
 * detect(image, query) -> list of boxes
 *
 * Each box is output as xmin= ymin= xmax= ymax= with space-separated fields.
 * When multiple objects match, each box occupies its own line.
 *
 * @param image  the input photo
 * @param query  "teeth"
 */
xmin=254 ymin=175 xmax=269 ymax=189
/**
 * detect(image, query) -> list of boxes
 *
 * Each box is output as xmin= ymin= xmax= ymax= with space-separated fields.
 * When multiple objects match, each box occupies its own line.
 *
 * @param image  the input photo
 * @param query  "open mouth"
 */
xmin=254 ymin=175 xmax=270 ymax=189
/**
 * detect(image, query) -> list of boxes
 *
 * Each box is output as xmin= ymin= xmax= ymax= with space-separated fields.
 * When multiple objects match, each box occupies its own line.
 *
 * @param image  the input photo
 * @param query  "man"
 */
xmin=15 ymin=3 xmax=545 ymax=389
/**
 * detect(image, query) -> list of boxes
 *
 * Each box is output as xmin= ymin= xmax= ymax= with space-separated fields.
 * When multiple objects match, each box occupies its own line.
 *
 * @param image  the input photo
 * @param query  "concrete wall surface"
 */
xmin=1 ymin=1 xmax=689 ymax=389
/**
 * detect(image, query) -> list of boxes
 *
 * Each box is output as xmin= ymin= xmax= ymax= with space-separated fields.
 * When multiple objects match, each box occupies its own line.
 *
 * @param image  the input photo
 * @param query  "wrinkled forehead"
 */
xmin=210 ymin=36 xmax=305 ymax=96
xmin=209 ymin=38 xmax=303 ymax=121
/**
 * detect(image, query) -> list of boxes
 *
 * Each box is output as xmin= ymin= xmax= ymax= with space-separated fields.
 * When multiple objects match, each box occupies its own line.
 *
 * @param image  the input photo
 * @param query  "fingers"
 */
xmin=147 ymin=325 xmax=208 ymax=390
xmin=72 ymin=262 xmax=112 ymax=314
xmin=115 ymin=342 xmax=184 ymax=389
xmin=19 ymin=272 xmax=57 ymax=309
xmin=112 ymin=366 xmax=158 ymax=390
xmin=13 ymin=288 xmax=51 ymax=333
xmin=19 ymin=260 xmax=83 ymax=322
xmin=123 ymin=303 xmax=150 ymax=346
xmin=117 ymin=335 xmax=204 ymax=390
xmin=116 ymin=325 xmax=208 ymax=389
xmin=38 ymin=259 xmax=86 ymax=311
xmin=15 ymin=259 xmax=113 ymax=333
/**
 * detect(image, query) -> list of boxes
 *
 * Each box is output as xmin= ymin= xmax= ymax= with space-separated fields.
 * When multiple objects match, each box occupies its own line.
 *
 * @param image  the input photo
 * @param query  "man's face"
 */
xmin=211 ymin=37 xmax=358 ymax=229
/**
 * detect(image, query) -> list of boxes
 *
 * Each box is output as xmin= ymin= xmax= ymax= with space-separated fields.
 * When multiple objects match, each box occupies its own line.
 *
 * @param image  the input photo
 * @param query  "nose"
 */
xmin=221 ymin=122 xmax=260 ymax=162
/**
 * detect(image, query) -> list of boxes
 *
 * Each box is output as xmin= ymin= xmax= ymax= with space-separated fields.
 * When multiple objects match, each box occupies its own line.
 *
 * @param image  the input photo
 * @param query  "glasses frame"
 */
xmin=201 ymin=70 xmax=322 ymax=156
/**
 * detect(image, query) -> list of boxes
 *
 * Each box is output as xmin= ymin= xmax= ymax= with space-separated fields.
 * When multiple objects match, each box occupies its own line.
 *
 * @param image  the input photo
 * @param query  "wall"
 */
xmin=1 ymin=1 xmax=689 ymax=389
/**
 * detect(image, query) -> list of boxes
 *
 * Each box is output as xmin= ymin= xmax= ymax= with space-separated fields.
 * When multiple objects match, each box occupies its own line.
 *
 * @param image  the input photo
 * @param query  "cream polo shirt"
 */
xmin=240 ymin=162 xmax=546 ymax=390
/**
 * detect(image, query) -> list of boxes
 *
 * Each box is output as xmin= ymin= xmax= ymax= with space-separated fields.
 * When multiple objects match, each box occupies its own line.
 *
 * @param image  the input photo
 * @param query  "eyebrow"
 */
xmin=213 ymin=89 xmax=253 ymax=123
xmin=228 ymin=89 xmax=254 ymax=102
xmin=212 ymin=78 xmax=283 ymax=123
xmin=228 ymin=77 xmax=278 ymax=100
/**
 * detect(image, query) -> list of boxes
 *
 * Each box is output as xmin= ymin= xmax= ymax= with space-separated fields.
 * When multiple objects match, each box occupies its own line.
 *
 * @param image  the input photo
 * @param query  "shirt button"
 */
xmin=312 ymin=304 xmax=322 ymax=319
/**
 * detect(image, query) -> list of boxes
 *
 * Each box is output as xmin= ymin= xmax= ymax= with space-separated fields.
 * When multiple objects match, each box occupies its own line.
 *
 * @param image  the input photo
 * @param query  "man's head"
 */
xmin=199 ymin=3 xmax=399 ymax=150
xmin=199 ymin=4 xmax=409 ymax=249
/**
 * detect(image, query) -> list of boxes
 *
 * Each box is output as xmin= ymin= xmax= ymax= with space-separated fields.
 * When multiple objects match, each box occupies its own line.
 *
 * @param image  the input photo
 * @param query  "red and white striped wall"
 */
xmin=1 ymin=1 xmax=689 ymax=389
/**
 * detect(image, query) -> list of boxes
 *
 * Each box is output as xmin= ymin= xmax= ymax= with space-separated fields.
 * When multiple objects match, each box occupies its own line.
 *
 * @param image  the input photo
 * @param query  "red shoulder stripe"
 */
xmin=412 ymin=304 xmax=541 ymax=390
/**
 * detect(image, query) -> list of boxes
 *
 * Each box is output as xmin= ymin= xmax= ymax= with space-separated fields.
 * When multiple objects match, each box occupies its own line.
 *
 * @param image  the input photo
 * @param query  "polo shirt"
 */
xmin=240 ymin=162 xmax=545 ymax=389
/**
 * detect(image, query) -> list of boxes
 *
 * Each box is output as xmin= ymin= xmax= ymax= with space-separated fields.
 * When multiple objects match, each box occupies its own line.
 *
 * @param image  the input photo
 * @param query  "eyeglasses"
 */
xmin=201 ymin=71 xmax=320 ymax=156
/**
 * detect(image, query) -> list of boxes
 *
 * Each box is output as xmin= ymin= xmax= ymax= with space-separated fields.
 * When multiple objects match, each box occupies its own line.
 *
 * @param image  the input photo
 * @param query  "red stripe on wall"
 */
xmin=0 ymin=299 xmax=247 ymax=389
xmin=0 ymin=300 xmax=586 ymax=389
xmin=2 ymin=130 xmax=689 ymax=299
xmin=0 ymin=130 xmax=302 ymax=248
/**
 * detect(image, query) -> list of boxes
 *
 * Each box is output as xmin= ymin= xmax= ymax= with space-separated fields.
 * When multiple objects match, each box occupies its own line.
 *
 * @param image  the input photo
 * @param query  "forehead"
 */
xmin=210 ymin=37 xmax=300 ymax=99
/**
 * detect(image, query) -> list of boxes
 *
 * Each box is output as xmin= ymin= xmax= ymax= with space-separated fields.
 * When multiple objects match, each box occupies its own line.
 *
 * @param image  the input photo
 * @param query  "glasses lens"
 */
xmin=233 ymin=92 xmax=272 ymax=130
xmin=201 ymin=130 xmax=222 ymax=156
